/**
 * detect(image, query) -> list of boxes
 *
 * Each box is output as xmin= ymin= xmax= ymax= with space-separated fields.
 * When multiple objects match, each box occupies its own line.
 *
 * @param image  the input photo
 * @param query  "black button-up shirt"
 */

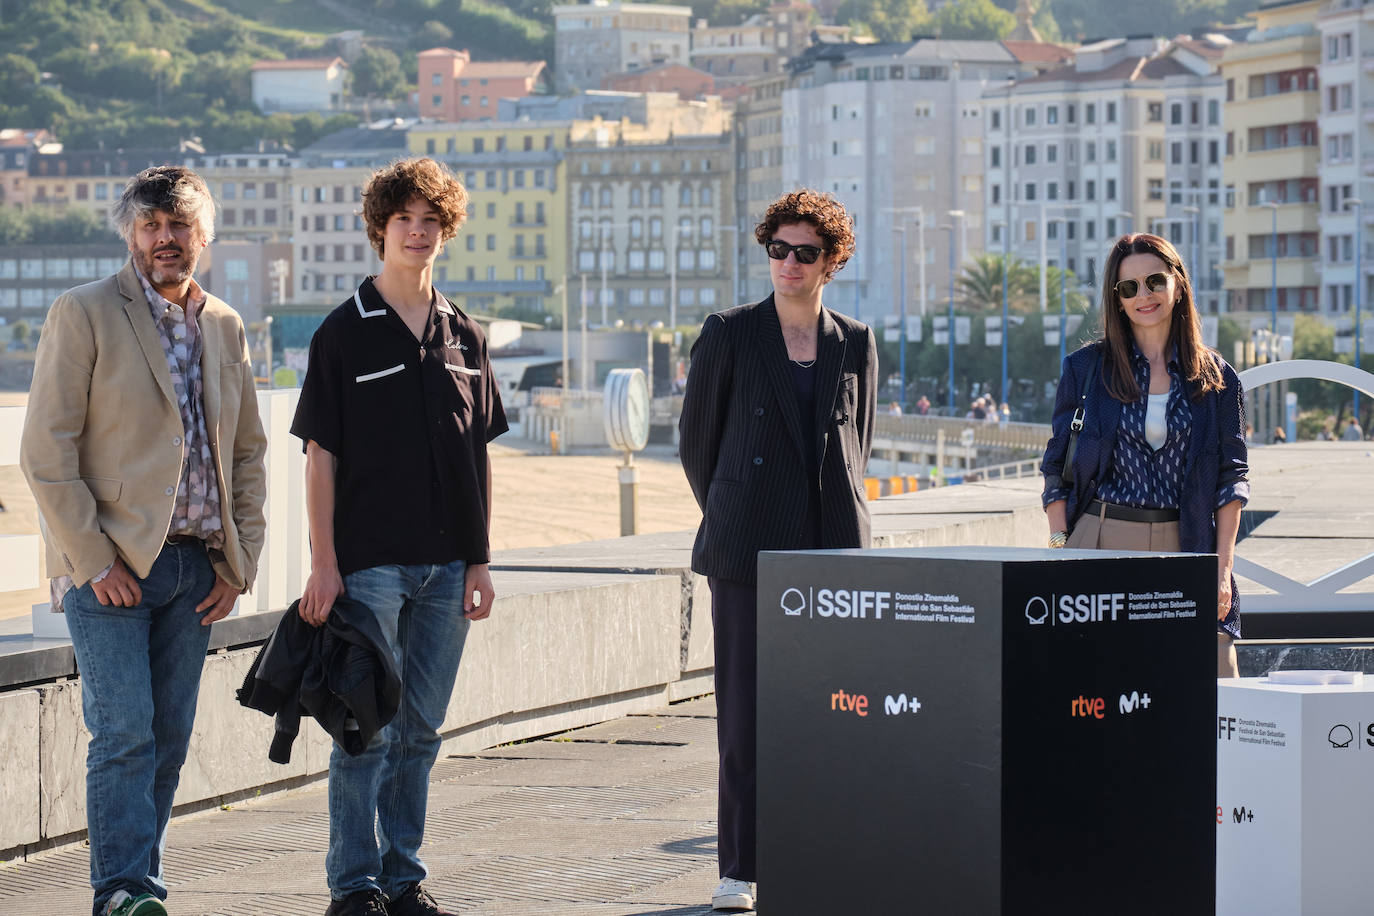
xmin=291 ymin=278 xmax=508 ymax=576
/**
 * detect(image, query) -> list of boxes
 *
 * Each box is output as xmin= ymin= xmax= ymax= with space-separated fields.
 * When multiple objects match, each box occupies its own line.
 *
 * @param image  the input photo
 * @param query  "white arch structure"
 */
xmin=1234 ymin=359 xmax=1374 ymax=618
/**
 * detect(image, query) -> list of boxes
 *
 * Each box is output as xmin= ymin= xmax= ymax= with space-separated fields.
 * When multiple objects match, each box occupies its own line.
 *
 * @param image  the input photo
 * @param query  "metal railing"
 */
xmin=873 ymin=413 xmax=1050 ymax=452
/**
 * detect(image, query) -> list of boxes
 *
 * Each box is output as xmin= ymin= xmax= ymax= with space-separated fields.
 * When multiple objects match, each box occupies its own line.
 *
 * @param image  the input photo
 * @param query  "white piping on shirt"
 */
xmin=354 ymin=289 xmax=386 ymax=318
xmin=356 ymin=363 xmax=406 ymax=383
xmin=446 ymin=364 xmax=481 ymax=376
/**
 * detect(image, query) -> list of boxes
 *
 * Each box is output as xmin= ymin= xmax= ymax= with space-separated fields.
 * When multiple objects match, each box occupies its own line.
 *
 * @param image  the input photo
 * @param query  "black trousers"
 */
xmin=709 ymin=577 xmax=757 ymax=882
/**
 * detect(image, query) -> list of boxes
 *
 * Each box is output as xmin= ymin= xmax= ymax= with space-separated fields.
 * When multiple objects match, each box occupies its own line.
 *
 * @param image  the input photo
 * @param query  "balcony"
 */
xmin=510 ymin=216 xmax=548 ymax=228
xmin=509 ymin=247 xmax=548 ymax=260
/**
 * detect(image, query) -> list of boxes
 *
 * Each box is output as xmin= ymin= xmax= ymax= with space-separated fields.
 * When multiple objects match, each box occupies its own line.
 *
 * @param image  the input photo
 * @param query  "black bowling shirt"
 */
xmin=291 ymin=278 xmax=508 ymax=576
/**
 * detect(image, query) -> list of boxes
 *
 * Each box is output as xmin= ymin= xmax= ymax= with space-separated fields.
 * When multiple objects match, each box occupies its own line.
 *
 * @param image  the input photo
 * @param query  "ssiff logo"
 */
xmin=1024 ymin=593 xmax=1124 ymax=625
xmin=1024 ymin=596 xmax=1049 ymax=625
xmin=780 ymin=588 xmax=807 ymax=617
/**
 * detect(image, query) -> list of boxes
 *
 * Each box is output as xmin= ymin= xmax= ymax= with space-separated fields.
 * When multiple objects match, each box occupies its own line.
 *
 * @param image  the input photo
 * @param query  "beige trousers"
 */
xmin=1069 ymin=507 xmax=1239 ymax=678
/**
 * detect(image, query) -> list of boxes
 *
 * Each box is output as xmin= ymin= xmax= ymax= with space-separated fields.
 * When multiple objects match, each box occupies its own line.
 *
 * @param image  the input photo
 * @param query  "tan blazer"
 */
xmin=20 ymin=261 xmax=268 ymax=591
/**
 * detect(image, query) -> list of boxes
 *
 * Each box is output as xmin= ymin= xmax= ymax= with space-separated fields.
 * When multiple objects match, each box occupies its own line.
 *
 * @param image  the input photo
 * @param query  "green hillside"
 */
xmin=0 ymin=0 xmax=551 ymax=152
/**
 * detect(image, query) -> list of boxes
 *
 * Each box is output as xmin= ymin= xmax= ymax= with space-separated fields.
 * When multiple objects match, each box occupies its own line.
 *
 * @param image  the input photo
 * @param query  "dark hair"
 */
xmin=1098 ymin=232 xmax=1224 ymax=401
xmin=362 ymin=158 xmax=468 ymax=258
xmin=754 ymin=189 xmax=855 ymax=281
xmin=112 ymin=166 xmax=215 ymax=244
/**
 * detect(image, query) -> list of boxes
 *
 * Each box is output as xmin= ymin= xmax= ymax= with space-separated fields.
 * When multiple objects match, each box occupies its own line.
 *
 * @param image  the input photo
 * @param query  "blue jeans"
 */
xmin=62 ymin=541 xmax=216 ymax=916
xmin=327 ymin=560 xmax=471 ymax=899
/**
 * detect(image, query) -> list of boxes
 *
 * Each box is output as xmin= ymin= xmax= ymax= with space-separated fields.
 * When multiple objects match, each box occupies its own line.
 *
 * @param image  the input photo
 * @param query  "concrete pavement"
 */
xmin=0 ymin=697 xmax=724 ymax=916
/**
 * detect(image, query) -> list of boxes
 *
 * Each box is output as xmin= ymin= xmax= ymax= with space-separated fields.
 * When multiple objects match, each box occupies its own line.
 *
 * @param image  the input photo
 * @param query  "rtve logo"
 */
xmin=1025 ymin=593 xmax=1125 ymax=625
xmin=1216 ymin=805 xmax=1256 ymax=824
xmin=779 ymin=587 xmax=891 ymax=620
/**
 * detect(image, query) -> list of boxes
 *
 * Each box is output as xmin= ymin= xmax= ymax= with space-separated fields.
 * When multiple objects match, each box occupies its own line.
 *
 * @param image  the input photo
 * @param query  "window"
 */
xmin=1047 ymin=181 xmax=1058 ymax=201
xmin=1147 ymin=102 xmax=1162 ymax=122
xmin=1106 ymin=140 xmax=1116 ymax=162
xmin=991 ymin=147 xmax=1001 ymax=168
xmin=1085 ymin=103 xmax=1096 ymax=125
xmin=650 ymin=186 xmax=663 ymax=206
xmin=486 ymin=234 xmax=496 ymax=251
xmin=680 ymin=186 xmax=693 ymax=206
xmin=1148 ymin=140 xmax=1163 ymax=161
xmin=1171 ymin=142 xmax=1183 ymax=165
xmin=991 ymin=184 xmax=1000 ymax=206
xmin=1047 ymin=105 xmax=1058 ymax=125
xmin=650 ymin=217 xmax=663 ymax=238
xmin=466 ymin=235 xmax=476 ymax=251
xmin=701 ymin=185 xmax=713 ymax=206
xmin=599 ymin=187 xmax=612 ymax=207
xmin=630 ymin=217 xmax=643 ymax=239
xmin=1086 ymin=180 xmax=1096 ymax=201
xmin=1148 ymin=178 xmax=1163 ymax=201
xmin=991 ymin=110 xmax=1001 ymax=131
xmin=1025 ymin=183 xmax=1037 ymax=201
xmin=649 ymin=249 xmax=665 ymax=270
xmin=699 ymin=249 xmax=716 ymax=270
xmin=1085 ymin=142 xmax=1096 ymax=163
xmin=579 ymin=218 xmax=593 ymax=240
xmin=1171 ymin=103 xmax=1183 ymax=125
xmin=1106 ymin=102 xmax=1117 ymax=123
xmin=486 ymin=202 xmax=496 ymax=219
xmin=1106 ymin=178 xmax=1116 ymax=200
xmin=629 ymin=250 xmax=645 ymax=270
xmin=1046 ymin=144 xmax=1057 ymax=163
xmin=1024 ymin=145 xmax=1037 ymax=165
xmin=1023 ymin=106 xmax=1036 ymax=126
xmin=580 ymin=187 xmax=593 ymax=207
xmin=630 ymin=186 xmax=643 ymax=207
xmin=1085 ymin=220 xmax=1096 ymax=241
xmin=677 ymin=249 xmax=694 ymax=270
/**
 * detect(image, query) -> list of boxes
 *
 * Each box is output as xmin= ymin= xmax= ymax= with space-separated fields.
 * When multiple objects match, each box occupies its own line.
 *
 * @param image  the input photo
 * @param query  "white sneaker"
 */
xmin=711 ymin=877 xmax=756 ymax=911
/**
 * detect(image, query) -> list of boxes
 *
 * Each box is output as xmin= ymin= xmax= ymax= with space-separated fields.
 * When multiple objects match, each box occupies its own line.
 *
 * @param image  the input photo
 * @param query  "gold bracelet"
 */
xmin=1048 ymin=531 xmax=1068 ymax=548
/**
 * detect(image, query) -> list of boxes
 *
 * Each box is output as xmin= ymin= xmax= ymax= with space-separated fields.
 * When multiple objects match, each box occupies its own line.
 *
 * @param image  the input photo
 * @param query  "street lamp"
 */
xmin=1262 ymin=199 xmax=1279 ymax=336
xmin=1346 ymin=198 xmax=1364 ymax=419
xmin=886 ymin=207 xmax=926 ymax=410
xmin=1046 ymin=216 xmax=1069 ymax=365
xmin=1182 ymin=205 xmax=1200 ymax=297
xmin=945 ymin=210 xmax=964 ymax=415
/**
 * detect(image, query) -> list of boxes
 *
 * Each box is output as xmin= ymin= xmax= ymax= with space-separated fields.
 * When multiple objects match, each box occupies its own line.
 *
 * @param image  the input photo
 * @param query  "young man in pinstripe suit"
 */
xmin=679 ymin=190 xmax=878 ymax=911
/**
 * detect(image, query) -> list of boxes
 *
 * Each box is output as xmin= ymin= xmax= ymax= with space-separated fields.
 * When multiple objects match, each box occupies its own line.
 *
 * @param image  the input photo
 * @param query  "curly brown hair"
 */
xmin=754 ymin=189 xmax=855 ymax=281
xmin=362 ymin=158 xmax=469 ymax=258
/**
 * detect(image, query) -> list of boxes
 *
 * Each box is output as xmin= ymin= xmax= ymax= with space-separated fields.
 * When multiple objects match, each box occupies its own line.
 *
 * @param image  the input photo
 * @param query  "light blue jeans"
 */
xmin=327 ymin=560 xmax=471 ymax=900
xmin=62 ymin=541 xmax=216 ymax=916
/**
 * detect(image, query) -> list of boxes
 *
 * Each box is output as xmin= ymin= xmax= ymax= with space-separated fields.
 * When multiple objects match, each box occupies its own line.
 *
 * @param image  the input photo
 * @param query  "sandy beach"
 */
xmin=0 ymin=434 xmax=701 ymax=623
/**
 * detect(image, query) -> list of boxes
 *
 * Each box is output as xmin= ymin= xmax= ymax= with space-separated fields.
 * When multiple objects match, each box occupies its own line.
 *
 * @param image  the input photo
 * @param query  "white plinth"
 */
xmin=1217 ymin=677 xmax=1374 ymax=915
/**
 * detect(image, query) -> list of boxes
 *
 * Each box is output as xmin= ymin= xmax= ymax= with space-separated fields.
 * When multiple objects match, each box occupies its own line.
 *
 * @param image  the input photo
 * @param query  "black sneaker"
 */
xmin=325 ymin=890 xmax=389 ymax=916
xmin=387 ymin=883 xmax=456 ymax=916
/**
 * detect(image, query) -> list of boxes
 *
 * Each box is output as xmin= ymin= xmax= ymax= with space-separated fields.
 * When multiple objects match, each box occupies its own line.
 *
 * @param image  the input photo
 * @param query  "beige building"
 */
xmin=190 ymin=151 xmax=294 ymax=243
xmin=735 ymin=73 xmax=786 ymax=303
xmin=690 ymin=3 xmax=848 ymax=88
xmin=565 ymin=100 xmax=735 ymax=327
xmin=1220 ymin=0 xmax=1321 ymax=321
xmin=554 ymin=1 xmax=693 ymax=93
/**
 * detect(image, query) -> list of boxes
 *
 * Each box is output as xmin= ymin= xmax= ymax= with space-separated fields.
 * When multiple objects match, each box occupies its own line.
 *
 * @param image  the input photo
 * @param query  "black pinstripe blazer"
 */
xmin=678 ymin=295 xmax=878 ymax=585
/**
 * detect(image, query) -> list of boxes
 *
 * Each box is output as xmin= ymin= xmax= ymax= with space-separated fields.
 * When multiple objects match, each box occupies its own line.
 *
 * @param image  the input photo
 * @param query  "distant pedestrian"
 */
xmin=1000 ymin=402 xmax=1011 ymax=424
xmin=1342 ymin=418 xmax=1364 ymax=441
xmin=679 ymin=189 xmax=876 ymax=913
xmin=916 ymin=395 xmax=930 ymax=415
xmin=21 ymin=166 xmax=268 ymax=916
xmin=1271 ymin=425 xmax=1286 ymax=444
xmin=888 ymin=400 xmax=903 ymax=416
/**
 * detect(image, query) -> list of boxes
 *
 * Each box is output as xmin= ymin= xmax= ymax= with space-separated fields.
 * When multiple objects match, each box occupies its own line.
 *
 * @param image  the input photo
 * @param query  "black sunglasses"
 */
xmin=765 ymin=239 xmax=825 ymax=265
xmin=1114 ymin=272 xmax=1170 ymax=300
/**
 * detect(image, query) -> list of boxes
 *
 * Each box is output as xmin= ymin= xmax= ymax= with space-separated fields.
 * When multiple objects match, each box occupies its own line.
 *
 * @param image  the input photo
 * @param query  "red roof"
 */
xmin=250 ymin=57 xmax=345 ymax=72
xmin=1001 ymin=40 xmax=1075 ymax=64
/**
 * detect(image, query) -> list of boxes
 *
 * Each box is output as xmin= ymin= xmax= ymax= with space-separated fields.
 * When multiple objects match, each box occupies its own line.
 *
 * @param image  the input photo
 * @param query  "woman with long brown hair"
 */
xmin=1040 ymin=233 xmax=1249 ymax=677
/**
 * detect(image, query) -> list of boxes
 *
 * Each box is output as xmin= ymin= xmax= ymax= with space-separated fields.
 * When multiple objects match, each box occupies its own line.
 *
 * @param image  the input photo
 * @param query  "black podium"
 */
xmin=756 ymin=547 xmax=1217 ymax=915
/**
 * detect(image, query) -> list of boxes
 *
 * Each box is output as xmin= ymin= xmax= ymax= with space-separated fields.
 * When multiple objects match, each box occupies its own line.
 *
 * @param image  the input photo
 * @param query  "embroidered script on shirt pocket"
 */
xmin=355 ymin=363 xmax=406 ymax=383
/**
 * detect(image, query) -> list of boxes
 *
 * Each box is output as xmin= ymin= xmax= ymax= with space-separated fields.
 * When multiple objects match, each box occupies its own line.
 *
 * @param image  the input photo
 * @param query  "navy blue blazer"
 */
xmin=679 ymin=295 xmax=878 ymax=585
xmin=1040 ymin=341 xmax=1249 ymax=636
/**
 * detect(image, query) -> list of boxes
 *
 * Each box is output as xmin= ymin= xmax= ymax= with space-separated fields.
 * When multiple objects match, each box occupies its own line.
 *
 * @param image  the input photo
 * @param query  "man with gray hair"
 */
xmin=21 ymin=165 xmax=267 ymax=916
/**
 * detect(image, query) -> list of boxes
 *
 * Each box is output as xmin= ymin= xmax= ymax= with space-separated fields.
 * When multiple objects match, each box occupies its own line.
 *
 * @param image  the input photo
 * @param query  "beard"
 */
xmin=133 ymin=244 xmax=197 ymax=290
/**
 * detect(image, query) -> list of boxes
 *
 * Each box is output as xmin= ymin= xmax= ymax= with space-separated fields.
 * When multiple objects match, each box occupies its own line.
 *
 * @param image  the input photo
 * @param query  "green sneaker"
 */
xmin=104 ymin=890 xmax=168 ymax=916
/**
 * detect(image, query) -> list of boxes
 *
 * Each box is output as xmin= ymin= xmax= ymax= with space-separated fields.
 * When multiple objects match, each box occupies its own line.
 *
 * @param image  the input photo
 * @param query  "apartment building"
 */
xmin=189 ymin=151 xmax=295 ymax=243
xmin=1219 ymin=0 xmax=1321 ymax=321
xmin=986 ymin=37 xmax=1180 ymax=300
xmin=23 ymin=148 xmax=190 ymax=225
xmin=1154 ymin=35 xmax=1232 ymax=315
xmin=566 ymin=113 xmax=735 ymax=327
xmin=409 ymin=121 xmax=571 ymax=317
xmin=553 ymin=1 xmax=693 ymax=93
xmin=417 ymin=48 xmax=547 ymax=122
xmin=736 ymin=73 xmax=787 ymax=302
xmin=0 ymin=243 xmax=127 ymax=324
xmin=290 ymin=123 xmax=407 ymax=303
xmin=0 ymin=129 xmax=54 ymax=208
xmin=250 ymin=58 xmax=347 ymax=114
xmin=690 ymin=3 xmax=848 ymax=88
xmin=784 ymin=39 xmax=1028 ymax=321
xmin=1318 ymin=0 xmax=1372 ymax=340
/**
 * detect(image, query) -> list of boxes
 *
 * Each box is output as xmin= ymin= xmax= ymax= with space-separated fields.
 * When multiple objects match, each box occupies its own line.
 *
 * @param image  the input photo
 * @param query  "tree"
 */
xmin=956 ymin=253 xmax=1039 ymax=315
xmin=413 ymin=19 xmax=453 ymax=50
xmin=350 ymin=46 xmax=408 ymax=100
xmin=836 ymin=0 xmax=928 ymax=43
xmin=11 ymin=320 xmax=31 ymax=349
xmin=928 ymin=0 xmax=1015 ymax=40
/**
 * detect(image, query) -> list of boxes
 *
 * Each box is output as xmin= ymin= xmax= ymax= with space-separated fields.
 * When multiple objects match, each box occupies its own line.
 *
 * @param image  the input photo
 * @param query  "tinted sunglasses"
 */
xmin=1114 ymin=272 xmax=1170 ymax=300
xmin=765 ymin=240 xmax=825 ymax=265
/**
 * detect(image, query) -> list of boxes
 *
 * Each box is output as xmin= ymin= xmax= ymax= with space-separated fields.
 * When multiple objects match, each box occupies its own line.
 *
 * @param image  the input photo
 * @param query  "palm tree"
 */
xmin=956 ymin=253 xmax=1039 ymax=315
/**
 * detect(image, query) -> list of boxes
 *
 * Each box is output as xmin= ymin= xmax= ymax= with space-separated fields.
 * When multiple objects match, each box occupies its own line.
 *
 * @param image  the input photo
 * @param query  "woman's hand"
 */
xmin=1217 ymin=571 xmax=1232 ymax=621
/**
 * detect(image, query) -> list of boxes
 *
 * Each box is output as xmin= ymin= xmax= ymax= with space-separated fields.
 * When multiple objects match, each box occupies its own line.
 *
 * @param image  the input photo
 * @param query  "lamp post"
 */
xmin=1347 ymin=198 xmax=1364 ymax=419
xmin=1182 ymin=204 xmax=1200 ymax=295
xmin=1046 ymin=216 xmax=1069 ymax=365
xmin=885 ymin=206 xmax=926 ymax=410
xmin=945 ymin=210 xmax=964 ymax=415
xmin=1262 ymin=199 xmax=1279 ymax=336
xmin=1002 ymin=75 xmax=1014 ymax=414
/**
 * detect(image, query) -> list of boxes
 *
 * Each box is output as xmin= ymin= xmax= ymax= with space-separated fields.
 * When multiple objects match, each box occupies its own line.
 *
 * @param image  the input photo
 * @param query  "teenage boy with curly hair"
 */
xmin=291 ymin=157 xmax=508 ymax=916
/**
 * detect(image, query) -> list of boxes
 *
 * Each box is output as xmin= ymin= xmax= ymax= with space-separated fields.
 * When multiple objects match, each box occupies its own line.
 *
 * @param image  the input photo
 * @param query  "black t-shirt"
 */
xmin=290 ymin=278 xmax=508 ymax=576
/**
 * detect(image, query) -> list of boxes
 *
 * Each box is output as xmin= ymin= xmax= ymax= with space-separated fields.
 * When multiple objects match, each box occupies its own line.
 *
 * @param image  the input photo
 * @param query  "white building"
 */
xmin=1156 ymin=35 xmax=1232 ymax=315
xmin=250 ymin=58 xmax=348 ymax=114
xmin=1318 ymin=0 xmax=1372 ymax=331
xmin=782 ymin=40 xmax=1030 ymax=322
xmin=553 ymin=1 xmax=693 ymax=93
xmin=983 ymin=37 xmax=1173 ymax=300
